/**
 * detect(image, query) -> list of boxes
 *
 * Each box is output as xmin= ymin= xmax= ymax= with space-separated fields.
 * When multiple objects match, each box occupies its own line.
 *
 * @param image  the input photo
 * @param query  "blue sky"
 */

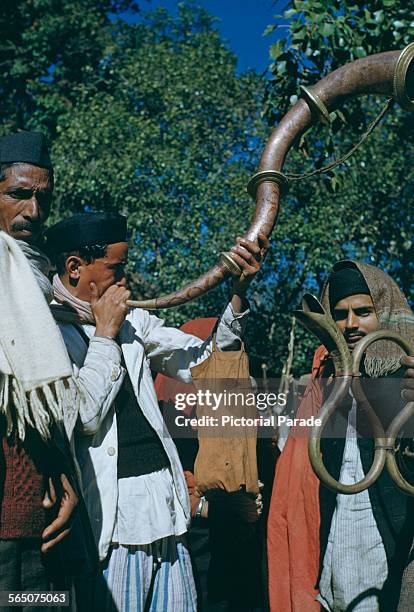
xmin=133 ymin=0 xmax=286 ymax=73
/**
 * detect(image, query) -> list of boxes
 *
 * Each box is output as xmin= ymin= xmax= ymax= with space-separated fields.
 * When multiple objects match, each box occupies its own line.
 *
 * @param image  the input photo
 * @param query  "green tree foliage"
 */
xmin=3 ymin=0 xmax=278 ymax=374
xmin=264 ymin=0 xmax=414 ymax=123
xmin=0 ymin=0 xmax=138 ymax=132
xmin=50 ymin=5 xmax=266 ymax=343
xmin=261 ymin=1 xmax=414 ymax=373
xmin=8 ymin=0 xmax=414 ymax=378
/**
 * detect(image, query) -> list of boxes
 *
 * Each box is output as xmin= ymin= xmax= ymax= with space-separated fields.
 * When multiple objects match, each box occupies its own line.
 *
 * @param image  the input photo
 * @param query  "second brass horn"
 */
xmin=295 ymin=295 xmax=414 ymax=495
xmin=128 ymin=43 xmax=414 ymax=310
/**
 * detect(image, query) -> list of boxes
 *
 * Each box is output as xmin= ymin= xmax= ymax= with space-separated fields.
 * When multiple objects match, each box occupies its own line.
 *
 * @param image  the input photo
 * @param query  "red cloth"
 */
xmin=0 ymin=436 xmax=46 ymax=539
xmin=267 ymin=345 xmax=328 ymax=612
xmin=154 ymin=317 xmax=218 ymax=405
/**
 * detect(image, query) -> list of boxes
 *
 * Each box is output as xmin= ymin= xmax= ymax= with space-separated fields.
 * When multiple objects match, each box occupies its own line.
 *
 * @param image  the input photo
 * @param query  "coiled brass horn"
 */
xmin=295 ymin=294 xmax=414 ymax=495
xmin=128 ymin=43 xmax=414 ymax=310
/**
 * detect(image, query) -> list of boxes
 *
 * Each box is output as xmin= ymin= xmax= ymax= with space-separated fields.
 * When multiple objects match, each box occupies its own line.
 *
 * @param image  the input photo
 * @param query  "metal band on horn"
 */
xmin=127 ymin=43 xmax=414 ymax=310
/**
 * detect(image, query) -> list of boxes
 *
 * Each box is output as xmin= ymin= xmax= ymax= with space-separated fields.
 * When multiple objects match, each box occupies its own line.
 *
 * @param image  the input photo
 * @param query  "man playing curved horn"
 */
xmin=267 ymin=260 xmax=414 ymax=612
xmin=46 ymin=211 xmax=268 ymax=611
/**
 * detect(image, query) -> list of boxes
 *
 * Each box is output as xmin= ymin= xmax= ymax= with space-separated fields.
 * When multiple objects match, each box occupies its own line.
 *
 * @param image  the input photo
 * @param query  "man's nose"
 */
xmin=23 ymin=195 xmax=40 ymax=221
xmin=345 ymin=310 xmax=358 ymax=330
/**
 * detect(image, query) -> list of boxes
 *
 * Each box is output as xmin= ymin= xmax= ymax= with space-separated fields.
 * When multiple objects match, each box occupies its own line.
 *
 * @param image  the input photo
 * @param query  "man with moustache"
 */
xmin=46 ymin=211 xmax=268 ymax=611
xmin=0 ymin=132 xmax=96 ymax=607
xmin=268 ymin=260 xmax=414 ymax=612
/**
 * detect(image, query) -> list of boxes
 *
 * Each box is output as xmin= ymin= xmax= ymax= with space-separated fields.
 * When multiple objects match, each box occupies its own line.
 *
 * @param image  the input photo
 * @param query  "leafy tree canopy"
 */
xmin=0 ymin=0 xmax=138 ymax=132
xmin=5 ymin=0 xmax=414 ymax=377
xmin=264 ymin=0 xmax=414 ymax=123
xmin=49 ymin=4 xmax=266 ymax=346
xmin=261 ymin=1 xmax=414 ymax=373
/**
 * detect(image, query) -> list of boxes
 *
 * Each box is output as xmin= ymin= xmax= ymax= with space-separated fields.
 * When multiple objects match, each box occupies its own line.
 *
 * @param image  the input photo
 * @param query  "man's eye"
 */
xmin=333 ymin=311 xmax=347 ymax=320
xmin=7 ymin=189 xmax=34 ymax=200
xmin=356 ymin=309 xmax=373 ymax=316
xmin=5 ymin=191 xmax=23 ymax=199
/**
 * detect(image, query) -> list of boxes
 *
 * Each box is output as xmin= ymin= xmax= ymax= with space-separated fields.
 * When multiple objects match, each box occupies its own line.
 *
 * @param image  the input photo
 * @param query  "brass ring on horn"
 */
xmin=220 ymin=251 xmax=243 ymax=275
xmin=393 ymin=41 xmax=414 ymax=111
xmin=247 ymin=170 xmax=289 ymax=200
xmin=300 ymin=85 xmax=331 ymax=125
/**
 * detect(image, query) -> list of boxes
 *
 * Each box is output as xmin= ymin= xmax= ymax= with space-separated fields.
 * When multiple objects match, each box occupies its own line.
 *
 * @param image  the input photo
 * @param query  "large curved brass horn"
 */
xmin=295 ymin=296 xmax=414 ymax=495
xmin=128 ymin=43 xmax=414 ymax=309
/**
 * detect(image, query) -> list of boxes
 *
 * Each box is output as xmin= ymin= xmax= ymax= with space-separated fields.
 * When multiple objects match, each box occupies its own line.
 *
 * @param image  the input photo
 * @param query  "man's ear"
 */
xmin=66 ymin=255 xmax=83 ymax=281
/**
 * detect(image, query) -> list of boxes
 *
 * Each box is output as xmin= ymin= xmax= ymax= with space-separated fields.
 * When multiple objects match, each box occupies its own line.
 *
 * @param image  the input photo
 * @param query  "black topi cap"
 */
xmin=45 ymin=212 xmax=128 ymax=254
xmin=328 ymin=264 xmax=370 ymax=312
xmin=0 ymin=131 xmax=53 ymax=169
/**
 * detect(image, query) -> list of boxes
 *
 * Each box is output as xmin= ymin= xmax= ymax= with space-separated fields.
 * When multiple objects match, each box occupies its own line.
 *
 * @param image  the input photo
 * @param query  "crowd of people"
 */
xmin=1 ymin=130 xmax=414 ymax=612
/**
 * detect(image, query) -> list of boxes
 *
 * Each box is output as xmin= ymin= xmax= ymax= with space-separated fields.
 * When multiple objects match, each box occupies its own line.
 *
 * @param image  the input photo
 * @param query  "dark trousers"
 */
xmin=207 ymin=519 xmax=263 ymax=612
xmin=0 ymin=539 xmax=69 ymax=612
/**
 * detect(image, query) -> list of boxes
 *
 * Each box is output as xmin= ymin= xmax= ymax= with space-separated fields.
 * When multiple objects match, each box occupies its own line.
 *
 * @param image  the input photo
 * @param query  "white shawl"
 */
xmin=0 ymin=231 xmax=77 ymax=440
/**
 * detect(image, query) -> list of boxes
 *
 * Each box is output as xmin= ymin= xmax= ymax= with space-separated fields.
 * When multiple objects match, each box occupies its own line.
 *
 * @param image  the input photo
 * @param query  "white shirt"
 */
xmin=112 ymin=468 xmax=187 ymax=546
xmin=317 ymin=399 xmax=388 ymax=612
xmin=58 ymin=302 xmax=248 ymax=560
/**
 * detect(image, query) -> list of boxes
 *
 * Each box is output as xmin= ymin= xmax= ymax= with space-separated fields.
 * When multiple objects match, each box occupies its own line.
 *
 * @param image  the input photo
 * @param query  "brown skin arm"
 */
xmin=41 ymin=474 xmax=78 ymax=553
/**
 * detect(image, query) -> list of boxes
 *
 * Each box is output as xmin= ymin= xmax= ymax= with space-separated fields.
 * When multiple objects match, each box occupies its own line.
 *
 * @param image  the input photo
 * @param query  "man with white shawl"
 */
xmin=0 ymin=132 xmax=97 ymax=607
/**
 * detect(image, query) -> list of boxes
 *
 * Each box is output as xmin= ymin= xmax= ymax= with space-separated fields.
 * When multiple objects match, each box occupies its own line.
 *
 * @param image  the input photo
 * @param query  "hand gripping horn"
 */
xmin=295 ymin=294 xmax=414 ymax=495
xmin=128 ymin=43 xmax=414 ymax=310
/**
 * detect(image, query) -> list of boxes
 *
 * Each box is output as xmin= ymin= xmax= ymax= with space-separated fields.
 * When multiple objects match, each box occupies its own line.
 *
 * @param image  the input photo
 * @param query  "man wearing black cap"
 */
xmin=316 ymin=262 xmax=412 ymax=612
xmin=0 ymin=131 xmax=53 ymax=244
xmin=268 ymin=260 xmax=414 ymax=612
xmin=0 ymin=132 xmax=96 ymax=606
xmin=46 ymin=212 xmax=268 ymax=611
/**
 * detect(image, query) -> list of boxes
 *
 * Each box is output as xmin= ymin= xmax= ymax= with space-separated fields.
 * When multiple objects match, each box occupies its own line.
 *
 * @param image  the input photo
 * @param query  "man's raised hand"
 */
xmin=229 ymin=232 xmax=270 ymax=313
xmin=91 ymin=282 xmax=131 ymax=339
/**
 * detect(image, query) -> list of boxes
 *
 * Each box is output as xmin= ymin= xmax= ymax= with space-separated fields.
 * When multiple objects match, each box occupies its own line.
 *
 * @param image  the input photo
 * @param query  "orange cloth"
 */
xmin=153 ymin=318 xmax=218 ymax=515
xmin=267 ymin=345 xmax=328 ymax=612
xmin=191 ymin=341 xmax=259 ymax=495
xmin=153 ymin=317 xmax=218 ymax=406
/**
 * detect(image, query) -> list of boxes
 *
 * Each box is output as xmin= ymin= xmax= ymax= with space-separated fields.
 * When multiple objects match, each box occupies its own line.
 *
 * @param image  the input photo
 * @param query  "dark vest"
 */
xmin=116 ymin=372 xmax=169 ymax=479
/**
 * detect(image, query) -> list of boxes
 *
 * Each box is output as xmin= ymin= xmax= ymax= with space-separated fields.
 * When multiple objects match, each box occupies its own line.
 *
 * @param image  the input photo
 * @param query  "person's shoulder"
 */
xmin=126 ymin=307 xmax=145 ymax=328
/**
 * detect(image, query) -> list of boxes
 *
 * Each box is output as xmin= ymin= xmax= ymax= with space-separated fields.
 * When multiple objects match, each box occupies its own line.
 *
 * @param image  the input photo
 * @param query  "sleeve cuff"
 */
xmin=221 ymin=301 xmax=250 ymax=335
xmin=228 ymin=302 xmax=250 ymax=319
xmin=88 ymin=336 xmax=122 ymax=363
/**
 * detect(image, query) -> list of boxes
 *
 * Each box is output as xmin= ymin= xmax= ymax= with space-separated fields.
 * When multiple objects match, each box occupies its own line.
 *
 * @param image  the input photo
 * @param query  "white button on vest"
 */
xmin=107 ymin=447 xmax=116 ymax=456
